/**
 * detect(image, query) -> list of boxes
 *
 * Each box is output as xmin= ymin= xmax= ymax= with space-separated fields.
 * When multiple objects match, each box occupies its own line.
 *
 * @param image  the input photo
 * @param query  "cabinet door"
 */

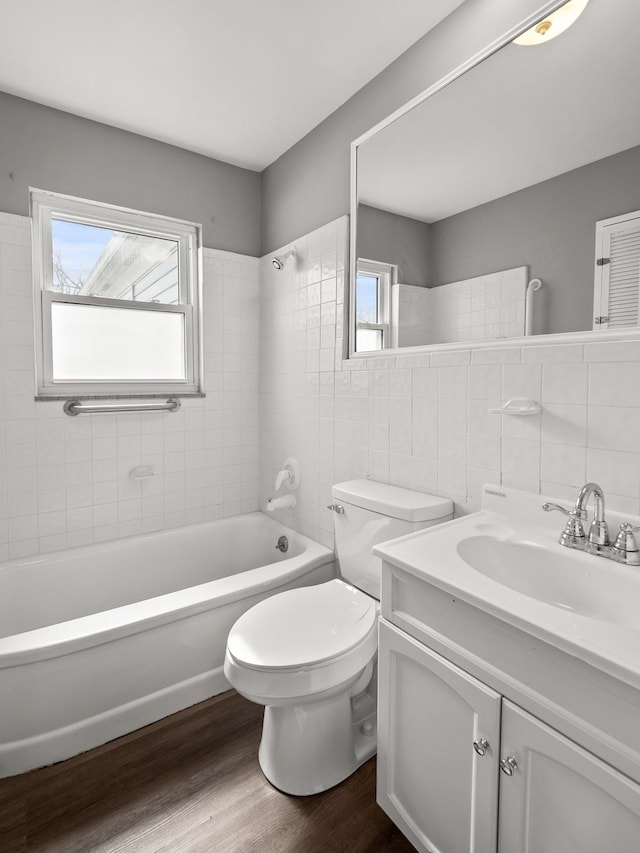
xmin=378 ymin=619 xmax=501 ymax=853
xmin=499 ymin=700 xmax=640 ymax=853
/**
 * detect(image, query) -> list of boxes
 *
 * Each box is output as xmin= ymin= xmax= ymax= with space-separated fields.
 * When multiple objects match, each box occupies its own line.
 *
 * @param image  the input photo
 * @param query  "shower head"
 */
xmin=272 ymin=247 xmax=296 ymax=270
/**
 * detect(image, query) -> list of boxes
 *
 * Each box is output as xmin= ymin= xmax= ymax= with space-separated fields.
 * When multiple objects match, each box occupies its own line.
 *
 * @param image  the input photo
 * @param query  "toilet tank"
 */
xmin=331 ymin=480 xmax=453 ymax=599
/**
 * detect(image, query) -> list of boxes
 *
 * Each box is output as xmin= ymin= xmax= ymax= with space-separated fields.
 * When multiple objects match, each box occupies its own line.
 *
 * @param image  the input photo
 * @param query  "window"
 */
xmin=31 ymin=189 xmax=202 ymax=397
xmin=354 ymin=259 xmax=394 ymax=352
xmin=593 ymin=209 xmax=640 ymax=330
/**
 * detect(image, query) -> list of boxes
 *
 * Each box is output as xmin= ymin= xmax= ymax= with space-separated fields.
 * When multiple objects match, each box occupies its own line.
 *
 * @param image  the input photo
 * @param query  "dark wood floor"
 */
xmin=0 ymin=690 xmax=415 ymax=852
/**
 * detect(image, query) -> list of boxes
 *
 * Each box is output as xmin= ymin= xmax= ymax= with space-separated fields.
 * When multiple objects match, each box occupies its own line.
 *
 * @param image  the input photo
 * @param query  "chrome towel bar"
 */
xmin=63 ymin=398 xmax=181 ymax=416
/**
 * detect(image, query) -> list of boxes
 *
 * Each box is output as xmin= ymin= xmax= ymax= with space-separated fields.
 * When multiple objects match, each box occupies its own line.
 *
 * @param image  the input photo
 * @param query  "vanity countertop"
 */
xmin=374 ymin=485 xmax=640 ymax=691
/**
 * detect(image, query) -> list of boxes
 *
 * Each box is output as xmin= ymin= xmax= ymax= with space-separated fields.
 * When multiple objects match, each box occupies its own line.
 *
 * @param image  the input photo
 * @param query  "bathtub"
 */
xmin=0 ymin=513 xmax=334 ymax=778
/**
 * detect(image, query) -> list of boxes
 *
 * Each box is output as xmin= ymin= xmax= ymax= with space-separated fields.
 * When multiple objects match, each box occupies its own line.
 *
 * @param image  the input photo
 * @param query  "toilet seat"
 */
xmin=225 ymin=579 xmax=378 ymax=704
xmin=228 ymin=578 xmax=377 ymax=670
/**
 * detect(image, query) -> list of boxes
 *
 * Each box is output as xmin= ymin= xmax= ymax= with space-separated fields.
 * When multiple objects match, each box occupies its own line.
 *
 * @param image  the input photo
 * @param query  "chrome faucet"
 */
xmin=575 ymin=482 xmax=610 ymax=554
xmin=543 ymin=482 xmax=640 ymax=566
xmin=541 ymin=500 xmax=586 ymax=549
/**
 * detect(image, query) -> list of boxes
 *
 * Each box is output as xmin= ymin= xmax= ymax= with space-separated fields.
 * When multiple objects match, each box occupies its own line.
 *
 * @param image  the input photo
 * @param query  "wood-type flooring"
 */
xmin=0 ymin=689 xmax=414 ymax=852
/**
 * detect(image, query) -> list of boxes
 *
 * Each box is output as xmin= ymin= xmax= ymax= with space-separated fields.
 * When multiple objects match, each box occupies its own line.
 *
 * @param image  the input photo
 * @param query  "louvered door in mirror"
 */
xmin=594 ymin=210 xmax=640 ymax=330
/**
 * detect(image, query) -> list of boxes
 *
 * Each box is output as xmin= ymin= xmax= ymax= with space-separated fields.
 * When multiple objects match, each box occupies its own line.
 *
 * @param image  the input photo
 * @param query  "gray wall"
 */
xmin=1 ymin=0 xmax=561 ymax=258
xmin=0 ymin=92 xmax=261 ymax=255
xmin=430 ymin=145 xmax=640 ymax=335
xmin=260 ymin=0 xmax=556 ymax=254
xmin=357 ymin=204 xmax=430 ymax=286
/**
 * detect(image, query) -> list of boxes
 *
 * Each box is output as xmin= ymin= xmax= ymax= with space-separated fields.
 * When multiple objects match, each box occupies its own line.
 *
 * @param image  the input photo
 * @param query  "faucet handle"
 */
xmin=612 ymin=523 xmax=640 ymax=566
xmin=275 ymin=468 xmax=292 ymax=491
xmin=542 ymin=503 xmax=586 ymax=547
xmin=617 ymin=522 xmax=640 ymax=533
xmin=542 ymin=502 xmax=586 ymax=519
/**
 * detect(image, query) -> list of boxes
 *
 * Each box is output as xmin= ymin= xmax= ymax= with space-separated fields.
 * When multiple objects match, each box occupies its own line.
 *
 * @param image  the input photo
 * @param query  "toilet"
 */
xmin=224 ymin=479 xmax=453 ymax=795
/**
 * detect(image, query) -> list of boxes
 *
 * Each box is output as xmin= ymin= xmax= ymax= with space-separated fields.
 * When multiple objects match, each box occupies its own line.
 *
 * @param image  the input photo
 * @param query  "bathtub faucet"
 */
xmin=275 ymin=469 xmax=293 ymax=490
xmin=274 ymin=457 xmax=300 ymax=492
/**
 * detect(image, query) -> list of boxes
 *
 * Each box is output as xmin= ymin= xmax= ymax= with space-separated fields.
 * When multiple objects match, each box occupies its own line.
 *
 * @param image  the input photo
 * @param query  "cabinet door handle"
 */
xmin=499 ymin=756 xmax=518 ymax=776
xmin=473 ymin=737 xmax=489 ymax=756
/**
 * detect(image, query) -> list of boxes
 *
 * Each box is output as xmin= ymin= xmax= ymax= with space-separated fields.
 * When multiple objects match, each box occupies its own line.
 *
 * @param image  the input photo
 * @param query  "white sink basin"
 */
xmin=456 ymin=534 xmax=640 ymax=627
xmin=373 ymin=484 xmax=640 ymax=689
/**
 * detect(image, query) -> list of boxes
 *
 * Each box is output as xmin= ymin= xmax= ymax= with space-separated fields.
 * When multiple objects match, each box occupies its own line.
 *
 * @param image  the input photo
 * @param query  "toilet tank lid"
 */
xmin=332 ymin=479 xmax=453 ymax=522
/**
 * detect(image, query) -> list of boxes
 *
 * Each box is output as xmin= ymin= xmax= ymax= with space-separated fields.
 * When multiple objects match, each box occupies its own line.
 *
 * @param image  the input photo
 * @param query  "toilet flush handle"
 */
xmin=327 ymin=504 xmax=345 ymax=514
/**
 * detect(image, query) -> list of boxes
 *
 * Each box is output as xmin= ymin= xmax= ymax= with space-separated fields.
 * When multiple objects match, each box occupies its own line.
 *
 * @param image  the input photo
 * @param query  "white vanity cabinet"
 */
xmin=499 ymin=701 xmax=640 ymax=852
xmin=377 ymin=620 xmax=500 ymax=853
xmin=377 ymin=562 xmax=640 ymax=853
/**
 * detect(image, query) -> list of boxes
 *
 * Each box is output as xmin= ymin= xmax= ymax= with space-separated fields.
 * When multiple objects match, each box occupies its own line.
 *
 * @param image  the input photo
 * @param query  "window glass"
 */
xmin=356 ymin=272 xmax=379 ymax=323
xmin=354 ymin=261 xmax=393 ymax=353
xmin=356 ymin=328 xmax=384 ymax=352
xmin=51 ymin=219 xmax=179 ymax=304
xmin=51 ymin=302 xmax=186 ymax=380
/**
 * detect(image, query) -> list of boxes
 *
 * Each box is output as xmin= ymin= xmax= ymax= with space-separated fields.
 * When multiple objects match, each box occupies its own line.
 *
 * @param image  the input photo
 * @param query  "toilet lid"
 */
xmin=227 ymin=579 xmax=377 ymax=671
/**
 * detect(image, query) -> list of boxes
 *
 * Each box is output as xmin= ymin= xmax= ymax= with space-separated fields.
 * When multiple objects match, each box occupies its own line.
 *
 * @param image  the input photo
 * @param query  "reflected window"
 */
xmin=32 ymin=190 xmax=202 ymax=397
xmin=593 ymin=209 xmax=640 ymax=330
xmin=355 ymin=260 xmax=393 ymax=352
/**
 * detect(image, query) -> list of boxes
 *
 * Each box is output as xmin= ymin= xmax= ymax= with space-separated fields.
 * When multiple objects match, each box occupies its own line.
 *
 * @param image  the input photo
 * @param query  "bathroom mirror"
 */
xmin=350 ymin=0 xmax=640 ymax=355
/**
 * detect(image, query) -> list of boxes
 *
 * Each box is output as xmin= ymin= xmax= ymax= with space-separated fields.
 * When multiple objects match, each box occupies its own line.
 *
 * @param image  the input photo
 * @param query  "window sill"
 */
xmin=35 ymin=392 xmax=206 ymax=402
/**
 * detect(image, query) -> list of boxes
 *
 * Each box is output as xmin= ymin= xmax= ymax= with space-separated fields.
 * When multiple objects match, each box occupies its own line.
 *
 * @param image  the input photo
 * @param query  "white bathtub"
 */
xmin=0 ymin=513 xmax=334 ymax=778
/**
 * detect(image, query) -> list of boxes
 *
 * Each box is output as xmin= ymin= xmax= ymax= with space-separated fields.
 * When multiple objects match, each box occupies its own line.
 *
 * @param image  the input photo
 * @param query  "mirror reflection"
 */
xmin=353 ymin=0 xmax=640 ymax=353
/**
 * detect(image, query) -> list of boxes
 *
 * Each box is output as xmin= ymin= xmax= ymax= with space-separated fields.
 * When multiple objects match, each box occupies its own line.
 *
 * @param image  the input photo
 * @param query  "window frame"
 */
xmin=353 ymin=258 xmax=395 ymax=352
xmin=31 ymin=189 xmax=203 ymax=398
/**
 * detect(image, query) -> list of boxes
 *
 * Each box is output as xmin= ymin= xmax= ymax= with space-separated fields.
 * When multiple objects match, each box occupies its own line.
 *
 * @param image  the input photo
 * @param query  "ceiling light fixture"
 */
xmin=514 ymin=0 xmax=590 ymax=46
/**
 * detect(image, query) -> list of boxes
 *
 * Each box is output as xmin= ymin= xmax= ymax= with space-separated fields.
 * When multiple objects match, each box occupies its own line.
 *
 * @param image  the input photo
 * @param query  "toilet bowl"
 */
xmin=224 ymin=479 xmax=453 ymax=795
xmin=225 ymin=578 xmax=378 ymax=795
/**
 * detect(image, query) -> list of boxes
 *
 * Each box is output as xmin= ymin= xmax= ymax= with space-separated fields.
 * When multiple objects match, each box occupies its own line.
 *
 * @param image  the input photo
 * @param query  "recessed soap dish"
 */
xmin=488 ymin=398 xmax=541 ymax=416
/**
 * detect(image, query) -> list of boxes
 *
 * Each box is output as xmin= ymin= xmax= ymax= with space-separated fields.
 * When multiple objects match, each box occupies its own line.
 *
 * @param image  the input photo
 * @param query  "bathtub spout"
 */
xmin=266 ymin=495 xmax=297 ymax=512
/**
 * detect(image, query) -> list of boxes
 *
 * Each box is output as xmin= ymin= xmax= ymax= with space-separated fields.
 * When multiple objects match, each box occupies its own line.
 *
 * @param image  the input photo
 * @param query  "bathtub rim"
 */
xmin=0 ymin=508 xmax=309 ymax=575
xmin=0 ymin=513 xmax=334 ymax=668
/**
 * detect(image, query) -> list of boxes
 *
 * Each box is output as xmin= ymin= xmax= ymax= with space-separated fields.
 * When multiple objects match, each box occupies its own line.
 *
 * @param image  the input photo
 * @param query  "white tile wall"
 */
xmin=392 ymin=284 xmax=430 ymax=348
xmin=258 ymin=218 xmax=347 ymax=547
xmin=0 ymin=212 xmax=259 ymax=559
xmin=3 ymin=207 xmax=639 ymax=562
xmin=262 ymin=218 xmax=640 ymax=541
xmin=346 ymin=340 xmax=640 ymax=515
xmin=393 ymin=267 xmax=527 ymax=346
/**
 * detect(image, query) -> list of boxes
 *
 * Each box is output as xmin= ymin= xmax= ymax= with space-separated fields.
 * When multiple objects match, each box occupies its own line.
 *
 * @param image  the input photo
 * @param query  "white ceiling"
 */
xmin=0 ymin=0 xmax=464 ymax=171
xmin=358 ymin=0 xmax=640 ymax=221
